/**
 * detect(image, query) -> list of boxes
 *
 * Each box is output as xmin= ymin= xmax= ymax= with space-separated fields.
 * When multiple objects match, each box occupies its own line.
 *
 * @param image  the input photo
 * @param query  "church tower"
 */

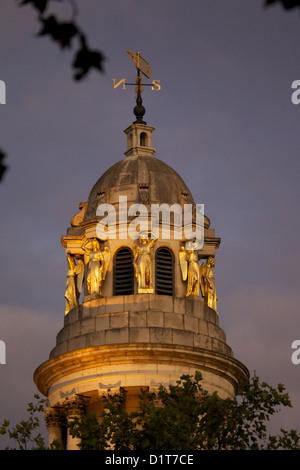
xmin=34 ymin=54 xmax=248 ymax=450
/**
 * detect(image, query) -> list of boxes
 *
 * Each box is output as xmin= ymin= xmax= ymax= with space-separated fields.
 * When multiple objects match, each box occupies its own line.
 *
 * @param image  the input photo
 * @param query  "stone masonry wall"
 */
xmin=50 ymin=294 xmax=233 ymax=359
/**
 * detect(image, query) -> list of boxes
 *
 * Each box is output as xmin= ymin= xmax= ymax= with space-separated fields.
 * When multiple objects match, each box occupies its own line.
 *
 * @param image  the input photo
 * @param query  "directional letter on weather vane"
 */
xmin=112 ymin=50 xmax=161 ymax=92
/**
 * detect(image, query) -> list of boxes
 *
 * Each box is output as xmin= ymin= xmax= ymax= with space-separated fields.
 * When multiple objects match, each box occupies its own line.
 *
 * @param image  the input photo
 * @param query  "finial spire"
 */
xmin=133 ymin=68 xmax=146 ymax=124
xmin=127 ymin=50 xmax=153 ymax=125
xmin=113 ymin=51 xmax=161 ymax=124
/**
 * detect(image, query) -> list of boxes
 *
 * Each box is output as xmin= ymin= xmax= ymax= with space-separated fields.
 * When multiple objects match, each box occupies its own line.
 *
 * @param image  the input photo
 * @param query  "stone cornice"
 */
xmin=34 ymin=342 xmax=249 ymax=398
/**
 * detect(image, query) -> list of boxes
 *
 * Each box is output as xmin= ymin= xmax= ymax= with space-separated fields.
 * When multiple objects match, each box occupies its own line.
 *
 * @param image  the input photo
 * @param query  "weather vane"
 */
xmin=112 ymin=50 xmax=161 ymax=124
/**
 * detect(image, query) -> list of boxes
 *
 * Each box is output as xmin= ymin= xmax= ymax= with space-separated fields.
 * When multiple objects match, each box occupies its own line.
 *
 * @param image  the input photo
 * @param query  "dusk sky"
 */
xmin=1 ymin=0 xmax=300 ymax=446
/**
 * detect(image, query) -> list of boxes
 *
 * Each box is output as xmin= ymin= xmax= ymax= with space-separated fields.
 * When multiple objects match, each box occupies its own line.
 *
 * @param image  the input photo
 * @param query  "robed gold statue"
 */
xmin=133 ymin=232 xmax=157 ymax=292
xmin=81 ymin=238 xmax=110 ymax=296
xmin=64 ymin=253 xmax=84 ymax=315
xmin=199 ymin=256 xmax=218 ymax=313
xmin=179 ymin=245 xmax=200 ymax=297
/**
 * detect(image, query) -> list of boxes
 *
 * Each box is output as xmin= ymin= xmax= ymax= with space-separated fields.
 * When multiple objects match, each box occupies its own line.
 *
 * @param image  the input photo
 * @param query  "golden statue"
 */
xmin=179 ymin=245 xmax=200 ymax=297
xmin=133 ymin=232 xmax=157 ymax=292
xmin=64 ymin=254 xmax=84 ymax=315
xmin=81 ymin=238 xmax=110 ymax=296
xmin=200 ymin=256 xmax=218 ymax=313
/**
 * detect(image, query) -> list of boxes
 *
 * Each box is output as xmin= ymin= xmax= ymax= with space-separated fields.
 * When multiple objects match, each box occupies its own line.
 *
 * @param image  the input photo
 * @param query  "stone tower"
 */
xmin=34 ymin=97 xmax=248 ymax=450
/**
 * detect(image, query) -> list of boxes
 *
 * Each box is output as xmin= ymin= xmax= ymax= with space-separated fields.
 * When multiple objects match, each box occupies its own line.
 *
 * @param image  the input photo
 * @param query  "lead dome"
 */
xmin=69 ymin=123 xmax=209 ymax=230
xmin=84 ymin=154 xmax=194 ymax=221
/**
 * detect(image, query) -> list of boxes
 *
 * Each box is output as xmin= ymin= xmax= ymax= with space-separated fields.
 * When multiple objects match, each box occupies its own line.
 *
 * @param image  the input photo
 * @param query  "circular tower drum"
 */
xmin=34 ymin=119 xmax=248 ymax=450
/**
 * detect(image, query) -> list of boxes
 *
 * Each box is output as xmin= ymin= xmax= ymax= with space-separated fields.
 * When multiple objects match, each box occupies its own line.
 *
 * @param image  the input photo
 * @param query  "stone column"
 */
xmin=44 ymin=407 xmax=65 ymax=450
xmin=65 ymin=396 xmax=87 ymax=450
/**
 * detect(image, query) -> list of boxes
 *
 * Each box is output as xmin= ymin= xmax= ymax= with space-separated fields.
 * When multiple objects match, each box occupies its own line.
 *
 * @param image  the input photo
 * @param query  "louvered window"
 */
xmin=114 ymin=247 xmax=134 ymax=295
xmin=155 ymin=247 xmax=174 ymax=296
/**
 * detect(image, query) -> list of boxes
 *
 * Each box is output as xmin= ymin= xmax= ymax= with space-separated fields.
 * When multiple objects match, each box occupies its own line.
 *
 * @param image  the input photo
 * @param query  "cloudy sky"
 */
xmin=1 ymin=0 xmax=300 ymax=446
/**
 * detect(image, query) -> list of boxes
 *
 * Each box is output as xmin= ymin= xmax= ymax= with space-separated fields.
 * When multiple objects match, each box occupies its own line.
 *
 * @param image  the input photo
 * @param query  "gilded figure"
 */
xmin=81 ymin=238 xmax=110 ymax=296
xmin=200 ymin=256 xmax=218 ymax=313
xmin=64 ymin=254 xmax=84 ymax=315
xmin=179 ymin=245 xmax=200 ymax=297
xmin=133 ymin=232 xmax=157 ymax=292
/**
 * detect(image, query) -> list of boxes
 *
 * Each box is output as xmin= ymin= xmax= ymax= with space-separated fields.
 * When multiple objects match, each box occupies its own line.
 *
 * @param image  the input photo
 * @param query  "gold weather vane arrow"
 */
xmin=112 ymin=50 xmax=161 ymax=93
xmin=127 ymin=50 xmax=153 ymax=79
xmin=112 ymin=50 xmax=161 ymax=124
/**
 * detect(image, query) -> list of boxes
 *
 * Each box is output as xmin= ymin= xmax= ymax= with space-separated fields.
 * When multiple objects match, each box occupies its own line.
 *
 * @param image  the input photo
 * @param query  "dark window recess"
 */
xmin=155 ymin=247 xmax=174 ymax=296
xmin=140 ymin=132 xmax=147 ymax=146
xmin=114 ymin=247 xmax=134 ymax=295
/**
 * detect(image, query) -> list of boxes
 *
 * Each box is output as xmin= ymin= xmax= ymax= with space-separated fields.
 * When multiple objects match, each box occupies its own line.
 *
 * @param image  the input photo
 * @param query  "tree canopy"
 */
xmin=1 ymin=373 xmax=299 ymax=450
xmin=68 ymin=372 xmax=300 ymax=450
xmin=0 ymin=372 xmax=300 ymax=451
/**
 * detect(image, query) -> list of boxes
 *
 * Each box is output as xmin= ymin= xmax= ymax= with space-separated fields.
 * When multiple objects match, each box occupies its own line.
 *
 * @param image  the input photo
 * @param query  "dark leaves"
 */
xmin=0 ymin=394 xmax=47 ymax=450
xmin=37 ymin=15 xmax=78 ymax=49
xmin=73 ymin=35 xmax=105 ymax=80
xmin=18 ymin=0 xmax=51 ymax=14
xmin=17 ymin=0 xmax=105 ymax=80
xmin=67 ymin=373 xmax=300 ymax=450
xmin=0 ymin=149 xmax=7 ymax=181
xmin=265 ymin=0 xmax=300 ymax=9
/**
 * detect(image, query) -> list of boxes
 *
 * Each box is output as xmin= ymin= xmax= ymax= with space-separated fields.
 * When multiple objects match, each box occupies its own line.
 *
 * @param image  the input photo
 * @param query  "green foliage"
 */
xmin=133 ymin=371 xmax=206 ymax=450
xmin=1 ymin=374 xmax=300 ymax=450
xmin=68 ymin=412 xmax=104 ymax=450
xmin=0 ymin=394 xmax=59 ymax=450
xmin=68 ymin=372 xmax=300 ymax=450
xmin=68 ymin=392 xmax=138 ymax=450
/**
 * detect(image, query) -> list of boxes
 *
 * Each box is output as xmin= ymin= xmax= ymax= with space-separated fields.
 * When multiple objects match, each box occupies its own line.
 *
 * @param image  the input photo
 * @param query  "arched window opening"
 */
xmin=140 ymin=132 xmax=147 ymax=147
xmin=114 ymin=247 xmax=134 ymax=295
xmin=155 ymin=247 xmax=174 ymax=296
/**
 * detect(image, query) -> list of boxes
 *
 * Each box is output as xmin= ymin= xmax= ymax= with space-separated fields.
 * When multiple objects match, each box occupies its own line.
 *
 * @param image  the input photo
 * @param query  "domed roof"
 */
xmin=83 ymin=153 xmax=195 ymax=222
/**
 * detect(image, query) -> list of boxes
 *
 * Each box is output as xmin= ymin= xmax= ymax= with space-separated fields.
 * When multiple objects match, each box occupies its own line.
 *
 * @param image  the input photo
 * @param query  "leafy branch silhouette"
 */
xmin=265 ymin=0 xmax=300 ymax=9
xmin=0 ymin=0 xmax=105 ymax=182
xmin=17 ymin=0 xmax=105 ymax=80
xmin=0 ymin=149 xmax=7 ymax=182
xmin=0 ymin=0 xmax=298 ymax=183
